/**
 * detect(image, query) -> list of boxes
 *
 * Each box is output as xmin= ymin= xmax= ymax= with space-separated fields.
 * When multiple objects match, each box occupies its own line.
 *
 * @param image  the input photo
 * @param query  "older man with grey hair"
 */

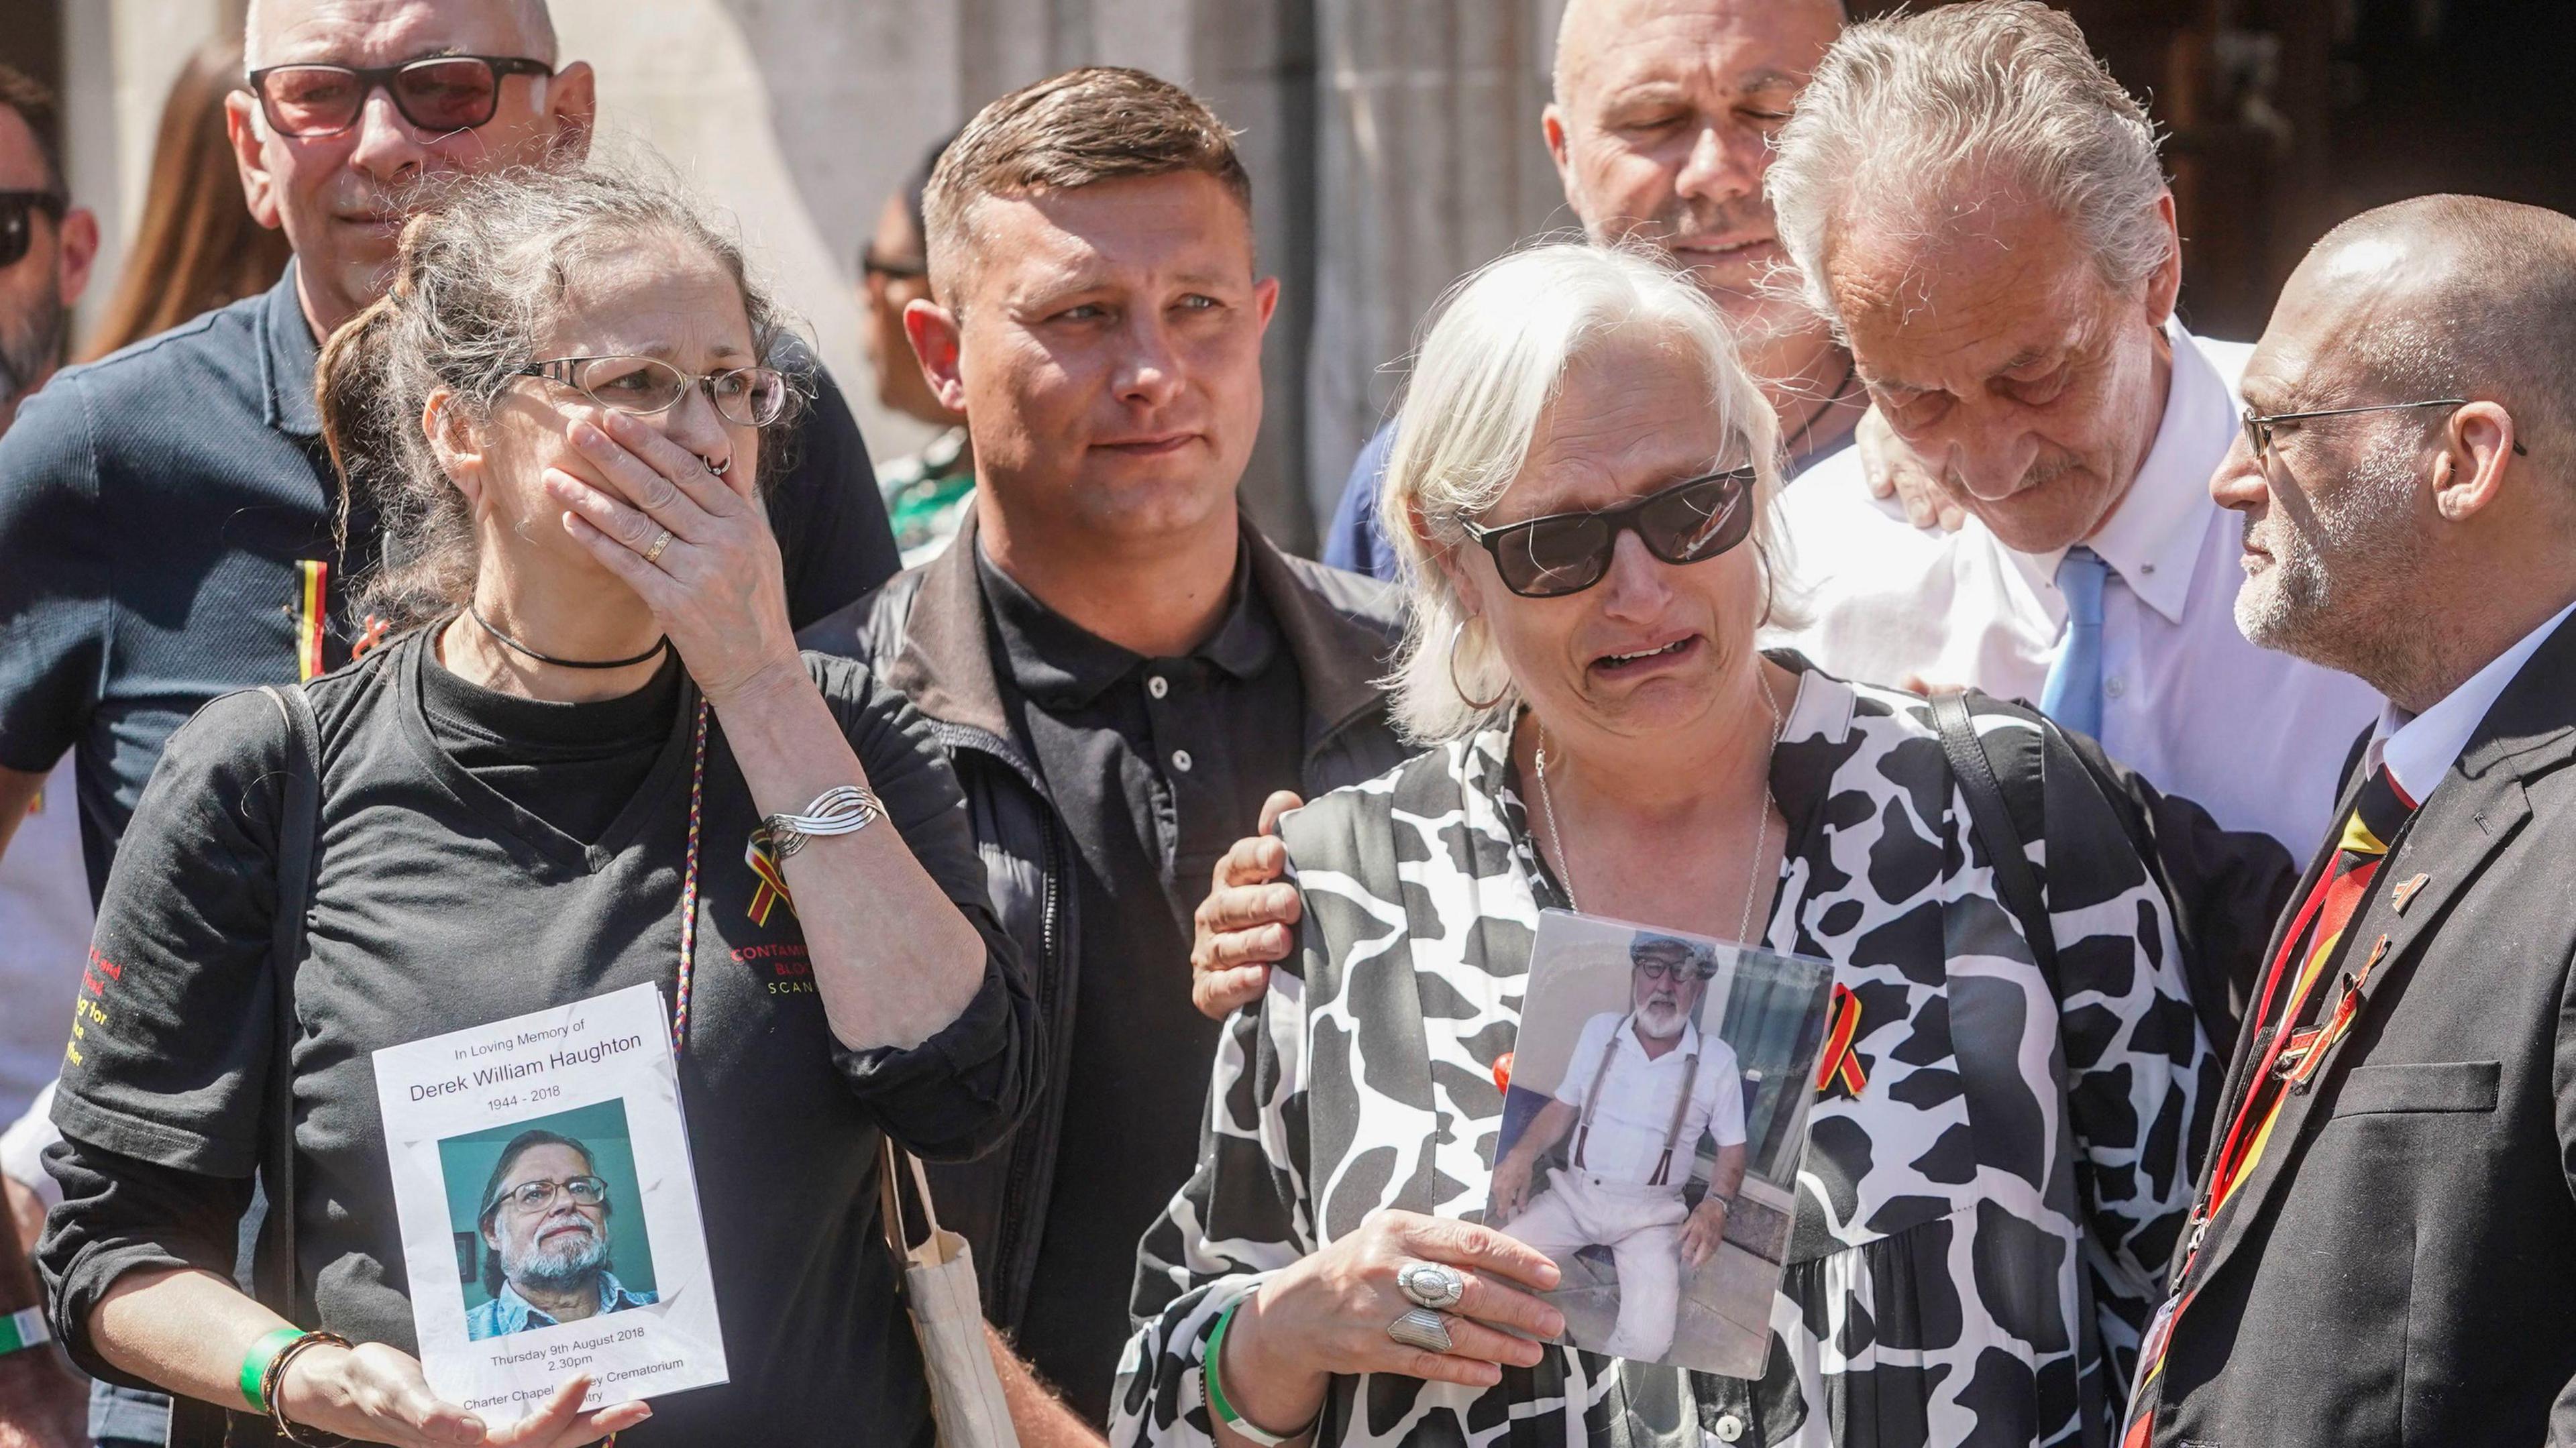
xmin=1761 ymin=0 xmax=2381 ymax=862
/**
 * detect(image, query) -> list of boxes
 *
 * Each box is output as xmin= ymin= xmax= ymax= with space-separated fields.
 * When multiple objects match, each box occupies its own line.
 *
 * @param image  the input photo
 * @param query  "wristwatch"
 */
xmin=0 ymin=1306 xmax=50 ymax=1357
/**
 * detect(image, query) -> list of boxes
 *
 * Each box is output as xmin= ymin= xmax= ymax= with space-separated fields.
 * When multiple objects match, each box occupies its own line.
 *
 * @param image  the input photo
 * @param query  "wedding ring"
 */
xmin=1387 ymin=1306 xmax=1454 ymax=1355
xmin=643 ymin=529 xmax=674 ymax=564
xmin=1396 ymin=1261 xmax=1466 ymax=1313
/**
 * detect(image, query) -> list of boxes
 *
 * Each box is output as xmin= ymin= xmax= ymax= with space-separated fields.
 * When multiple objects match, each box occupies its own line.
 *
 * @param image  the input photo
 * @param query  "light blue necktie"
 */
xmin=2040 ymin=545 xmax=2107 ymax=738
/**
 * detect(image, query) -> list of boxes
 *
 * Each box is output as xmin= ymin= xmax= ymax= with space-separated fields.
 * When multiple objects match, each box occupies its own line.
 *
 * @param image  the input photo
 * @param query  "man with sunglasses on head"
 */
xmin=0 ymin=60 xmax=99 ymax=1448
xmin=798 ymin=68 xmax=1407 ymax=1431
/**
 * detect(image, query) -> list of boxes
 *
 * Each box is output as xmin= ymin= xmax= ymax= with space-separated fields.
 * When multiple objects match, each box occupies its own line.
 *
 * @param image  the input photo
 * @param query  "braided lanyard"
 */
xmin=670 ymin=702 xmax=710 ymax=1055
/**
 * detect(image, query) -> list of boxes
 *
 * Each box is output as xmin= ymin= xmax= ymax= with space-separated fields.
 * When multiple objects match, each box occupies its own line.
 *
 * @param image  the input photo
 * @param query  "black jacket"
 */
xmin=796 ymin=510 xmax=1410 ymax=1329
xmin=2139 ymin=610 xmax=2576 ymax=1448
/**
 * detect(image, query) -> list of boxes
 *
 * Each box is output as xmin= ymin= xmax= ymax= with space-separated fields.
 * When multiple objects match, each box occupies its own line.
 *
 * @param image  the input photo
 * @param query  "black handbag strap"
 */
xmin=1929 ymin=690 xmax=2060 ymax=994
xmin=255 ymin=683 xmax=324 ymax=1323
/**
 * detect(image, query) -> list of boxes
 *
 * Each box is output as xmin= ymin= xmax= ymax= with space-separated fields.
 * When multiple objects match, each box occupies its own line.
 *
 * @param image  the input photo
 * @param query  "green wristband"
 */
xmin=240 ymin=1326 xmax=307 ymax=1413
xmin=1205 ymin=1301 xmax=1315 ymax=1447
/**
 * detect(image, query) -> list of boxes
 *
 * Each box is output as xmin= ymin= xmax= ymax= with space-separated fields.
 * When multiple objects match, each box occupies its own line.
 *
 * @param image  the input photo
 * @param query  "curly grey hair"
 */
xmin=317 ymin=161 xmax=803 ymax=632
xmin=1766 ymin=0 xmax=2171 ymax=331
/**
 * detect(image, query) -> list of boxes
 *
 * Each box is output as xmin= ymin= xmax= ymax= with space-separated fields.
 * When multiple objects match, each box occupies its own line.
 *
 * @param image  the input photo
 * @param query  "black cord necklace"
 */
xmin=465 ymin=608 xmax=669 ymax=670
xmin=1786 ymin=354 xmax=1862 ymax=461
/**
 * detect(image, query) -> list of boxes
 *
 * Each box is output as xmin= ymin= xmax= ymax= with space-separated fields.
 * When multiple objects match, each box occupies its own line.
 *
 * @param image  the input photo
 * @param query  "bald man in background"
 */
xmin=2128 ymin=195 xmax=2576 ymax=1448
xmin=1318 ymin=0 xmax=1876 ymax=579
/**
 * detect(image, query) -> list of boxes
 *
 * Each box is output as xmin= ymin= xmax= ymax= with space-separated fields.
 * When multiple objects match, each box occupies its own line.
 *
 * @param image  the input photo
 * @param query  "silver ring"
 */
xmin=706 ymin=455 xmax=731 ymax=478
xmin=1396 ymin=1261 xmax=1466 ymax=1312
xmin=643 ymin=529 xmax=674 ymax=564
xmin=1387 ymin=1306 xmax=1454 ymax=1355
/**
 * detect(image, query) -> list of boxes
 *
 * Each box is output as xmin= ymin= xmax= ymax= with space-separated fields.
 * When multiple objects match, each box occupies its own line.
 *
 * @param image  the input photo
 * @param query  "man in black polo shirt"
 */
xmin=0 ymin=0 xmax=898 ymax=899
xmin=798 ymin=69 xmax=1407 ymax=1428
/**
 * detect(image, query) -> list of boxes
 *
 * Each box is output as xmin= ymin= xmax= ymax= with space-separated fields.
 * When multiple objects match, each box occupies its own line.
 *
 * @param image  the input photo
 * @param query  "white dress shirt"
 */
xmin=1764 ymin=318 xmax=2386 ymax=854
xmin=2368 ymin=600 xmax=2576 ymax=806
xmin=1553 ymin=1010 xmax=1745 ymax=1186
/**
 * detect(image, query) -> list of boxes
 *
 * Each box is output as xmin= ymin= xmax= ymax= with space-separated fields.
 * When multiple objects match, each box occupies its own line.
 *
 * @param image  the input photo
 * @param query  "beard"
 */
xmin=1635 ymin=995 xmax=1689 ymax=1040
xmin=2234 ymin=427 xmax=2434 ymax=689
xmin=502 ymin=1217 xmax=611 ymax=1292
xmin=0 ymin=280 xmax=66 ymax=414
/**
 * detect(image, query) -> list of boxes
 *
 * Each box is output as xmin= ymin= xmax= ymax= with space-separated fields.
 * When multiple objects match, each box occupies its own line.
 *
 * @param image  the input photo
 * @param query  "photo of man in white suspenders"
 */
xmin=1491 ymin=934 xmax=1750 ymax=1363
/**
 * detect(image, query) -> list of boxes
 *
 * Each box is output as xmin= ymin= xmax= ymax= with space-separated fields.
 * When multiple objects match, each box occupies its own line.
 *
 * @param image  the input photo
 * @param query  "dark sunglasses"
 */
xmin=246 ymin=55 xmax=555 ymax=139
xmin=0 ymin=190 xmax=66 ymax=270
xmin=1460 ymin=467 xmax=1758 ymax=599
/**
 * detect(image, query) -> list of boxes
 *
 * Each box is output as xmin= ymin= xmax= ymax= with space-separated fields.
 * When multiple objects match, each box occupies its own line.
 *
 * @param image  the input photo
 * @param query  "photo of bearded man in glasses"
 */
xmin=466 ymin=1129 xmax=658 ymax=1342
xmin=1490 ymin=934 xmax=1749 ymax=1364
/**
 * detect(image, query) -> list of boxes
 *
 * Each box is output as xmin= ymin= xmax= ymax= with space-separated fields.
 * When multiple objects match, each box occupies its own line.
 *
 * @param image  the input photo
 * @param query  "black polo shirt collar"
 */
xmin=258 ymin=261 xmax=323 ymax=438
xmin=974 ymin=541 xmax=1279 ymax=711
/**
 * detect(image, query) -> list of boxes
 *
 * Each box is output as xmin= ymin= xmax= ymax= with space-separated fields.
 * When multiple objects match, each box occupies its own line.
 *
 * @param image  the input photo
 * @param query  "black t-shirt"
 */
xmin=40 ymin=628 xmax=1039 ymax=1445
xmin=0 ymin=264 xmax=901 ymax=900
xmin=975 ymin=548 xmax=1305 ymax=1419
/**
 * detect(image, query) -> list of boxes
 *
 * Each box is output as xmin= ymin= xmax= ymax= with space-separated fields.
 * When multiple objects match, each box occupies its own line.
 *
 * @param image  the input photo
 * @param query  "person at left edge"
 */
xmin=0 ymin=57 xmax=100 ymax=1448
xmin=35 ymin=161 xmax=1038 ymax=1447
xmin=0 ymin=0 xmax=902 ymax=908
xmin=797 ymin=67 xmax=1409 ymax=1427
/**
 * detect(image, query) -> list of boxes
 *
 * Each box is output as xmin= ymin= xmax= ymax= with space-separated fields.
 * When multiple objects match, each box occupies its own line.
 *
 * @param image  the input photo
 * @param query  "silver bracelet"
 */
xmin=760 ymin=784 xmax=883 ymax=858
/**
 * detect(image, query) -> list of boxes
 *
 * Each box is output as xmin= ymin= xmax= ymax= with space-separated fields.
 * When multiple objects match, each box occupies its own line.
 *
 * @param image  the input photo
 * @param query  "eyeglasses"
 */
xmin=2241 ymin=398 xmax=2528 ymax=465
xmin=1460 ymin=467 xmax=1758 ymax=600
xmin=514 ymin=355 xmax=792 ymax=428
xmin=0 ymin=190 xmax=66 ymax=270
xmin=1635 ymin=959 xmax=1714 ymax=984
xmin=246 ymin=55 xmax=555 ymax=139
xmin=489 ymin=1174 xmax=608 ymax=1216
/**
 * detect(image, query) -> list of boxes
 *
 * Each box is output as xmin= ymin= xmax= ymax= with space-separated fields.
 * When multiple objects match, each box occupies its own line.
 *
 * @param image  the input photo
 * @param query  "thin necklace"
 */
xmin=1534 ymin=674 xmax=1786 ymax=945
xmin=467 ymin=607 xmax=670 ymax=671
xmin=1784 ymin=355 xmax=1861 ymax=462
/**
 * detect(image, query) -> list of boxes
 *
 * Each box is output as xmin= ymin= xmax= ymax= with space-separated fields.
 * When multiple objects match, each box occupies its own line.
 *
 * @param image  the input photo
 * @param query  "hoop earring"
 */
xmin=1447 ymin=618 xmax=1510 ymax=712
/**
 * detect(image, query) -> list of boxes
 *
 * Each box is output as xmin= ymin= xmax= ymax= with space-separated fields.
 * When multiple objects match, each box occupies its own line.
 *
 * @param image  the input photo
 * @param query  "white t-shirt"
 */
xmin=0 ymin=755 xmax=89 ymax=1123
xmin=1553 ymin=1010 xmax=1745 ymax=1185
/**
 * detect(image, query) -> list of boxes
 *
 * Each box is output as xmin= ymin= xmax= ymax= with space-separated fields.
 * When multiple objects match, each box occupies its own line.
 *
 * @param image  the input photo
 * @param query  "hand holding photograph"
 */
xmin=1489 ymin=910 xmax=1835 ymax=1376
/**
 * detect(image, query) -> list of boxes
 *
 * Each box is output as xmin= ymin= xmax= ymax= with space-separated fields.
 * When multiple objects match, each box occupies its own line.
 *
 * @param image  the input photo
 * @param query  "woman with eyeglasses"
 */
xmin=36 ymin=164 xmax=1038 ymax=1447
xmin=1113 ymin=244 xmax=2211 ymax=1448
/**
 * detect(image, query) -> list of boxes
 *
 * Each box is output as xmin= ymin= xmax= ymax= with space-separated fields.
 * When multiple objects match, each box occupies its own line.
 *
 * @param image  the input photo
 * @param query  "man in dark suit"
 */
xmin=2125 ymin=193 xmax=2576 ymax=1447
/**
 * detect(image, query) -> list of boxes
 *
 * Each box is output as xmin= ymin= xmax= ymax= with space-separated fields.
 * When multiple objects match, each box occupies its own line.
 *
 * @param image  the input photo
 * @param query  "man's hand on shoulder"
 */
xmin=1855 ymin=407 xmax=1968 ymax=533
xmin=1189 ymin=791 xmax=1305 ymax=1020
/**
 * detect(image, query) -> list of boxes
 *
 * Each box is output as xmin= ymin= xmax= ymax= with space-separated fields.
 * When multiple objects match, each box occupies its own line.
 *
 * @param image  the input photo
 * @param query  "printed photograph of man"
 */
xmin=466 ymin=1129 xmax=658 ymax=1341
xmin=1491 ymin=934 xmax=1747 ymax=1364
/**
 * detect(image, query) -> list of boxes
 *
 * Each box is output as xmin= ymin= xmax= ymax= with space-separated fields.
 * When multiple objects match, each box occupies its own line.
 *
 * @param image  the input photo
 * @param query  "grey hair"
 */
xmin=245 ymin=0 xmax=559 ymax=70
xmin=317 ymin=160 xmax=804 ymax=631
xmin=1379 ymin=241 xmax=1788 ymax=744
xmin=1767 ymin=0 xmax=2170 ymax=330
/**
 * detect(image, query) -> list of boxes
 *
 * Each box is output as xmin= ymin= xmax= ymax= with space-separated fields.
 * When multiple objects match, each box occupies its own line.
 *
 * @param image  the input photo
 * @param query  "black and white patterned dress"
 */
xmin=1116 ymin=663 xmax=2212 ymax=1448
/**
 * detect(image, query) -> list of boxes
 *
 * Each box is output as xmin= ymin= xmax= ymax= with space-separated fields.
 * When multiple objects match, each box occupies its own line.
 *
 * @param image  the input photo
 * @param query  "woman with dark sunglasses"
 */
xmin=37 ymin=164 xmax=1038 ymax=1447
xmin=1116 ymin=243 xmax=2210 ymax=1448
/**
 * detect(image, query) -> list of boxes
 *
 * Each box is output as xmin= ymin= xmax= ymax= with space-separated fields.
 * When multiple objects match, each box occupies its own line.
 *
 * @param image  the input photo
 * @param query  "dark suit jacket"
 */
xmin=2139 ymin=612 xmax=2576 ymax=1448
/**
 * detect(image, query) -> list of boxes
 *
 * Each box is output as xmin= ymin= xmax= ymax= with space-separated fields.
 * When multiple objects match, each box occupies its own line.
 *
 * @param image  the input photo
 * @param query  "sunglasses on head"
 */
xmin=1460 ymin=466 xmax=1759 ymax=599
xmin=0 ymin=191 xmax=66 ymax=270
xmin=246 ymin=54 xmax=555 ymax=139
